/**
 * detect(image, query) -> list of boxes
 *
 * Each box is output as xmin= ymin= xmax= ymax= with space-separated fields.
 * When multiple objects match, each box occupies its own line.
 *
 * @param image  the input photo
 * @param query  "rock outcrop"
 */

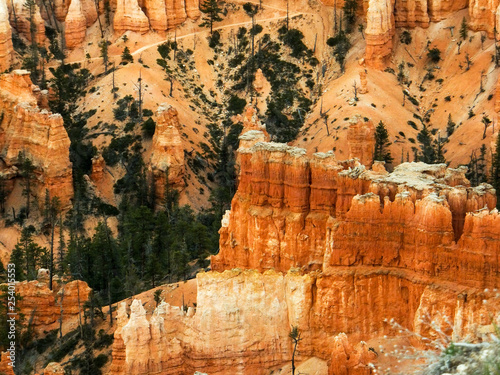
xmin=0 ymin=0 xmax=13 ymax=72
xmin=365 ymin=0 xmax=394 ymax=69
xmin=185 ymin=0 xmax=201 ymax=19
xmin=347 ymin=115 xmax=375 ymax=167
xmin=0 ymin=70 xmax=73 ymax=208
xmin=469 ymin=0 xmax=500 ymax=37
xmin=0 ymin=352 xmax=14 ymax=375
xmin=64 ymin=0 xmax=87 ymax=49
xmin=428 ymin=0 xmax=468 ymax=21
xmin=166 ymin=0 xmax=188 ymax=28
xmin=149 ymin=104 xmax=185 ymax=202
xmin=394 ymin=0 xmax=430 ymax=28
xmin=143 ymin=0 xmax=169 ymax=33
xmin=113 ymin=0 xmax=150 ymax=36
xmin=15 ymin=279 xmax=91 ymax=334
xmin=9 ymin=0 xmax=46 ymax=44
xmin=213 ymin=141 xmax=497 ymax=278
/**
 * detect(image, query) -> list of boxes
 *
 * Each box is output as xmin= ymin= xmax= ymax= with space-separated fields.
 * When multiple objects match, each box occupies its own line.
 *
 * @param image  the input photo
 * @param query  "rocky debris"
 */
xmin=0 ymin=0 xmax=13 ymax=72
xmin=0 ymin=71 xmax=73 ymax=208
xmin=149 ymin=103 xmax=185 ymax=203
xmin=65 ymin=0 xmax=87 ymax=49
xmin=113 ymin=0 xmax=149 ymax=36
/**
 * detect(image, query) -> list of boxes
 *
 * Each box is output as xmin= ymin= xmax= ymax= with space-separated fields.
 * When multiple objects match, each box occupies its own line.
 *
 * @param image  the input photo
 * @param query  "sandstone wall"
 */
xmin=0 ymin=70 xmax=73 ymax=208
xmin=65 ymin=0 xmax=87 ymax=49
xmin=15 ymin=279 xmax=91 ymax=334
xmin=149 ymin=103 xmax=185 ymax=203
xmin=0 ymin=0 xmax=13 ymax=72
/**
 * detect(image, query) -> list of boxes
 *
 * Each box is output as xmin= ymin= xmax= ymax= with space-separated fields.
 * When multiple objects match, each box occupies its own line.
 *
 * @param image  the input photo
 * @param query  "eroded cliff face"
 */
xmin=65 ymin=0 xmax=88 ymax=49
xmin=15 ymin=278 xmax=91 ymax=334
xmin=111 ymin=129 xmax=500 ymax=373
xmin=149 ymin=103 xmax=185 ymax=203
xmin=365 ymin=0 xmax=394 ymax=69
xmin=0 ymin=0 xmax=13 ymax=72
xmin=0 ymin=70 xmax=73 ymax=208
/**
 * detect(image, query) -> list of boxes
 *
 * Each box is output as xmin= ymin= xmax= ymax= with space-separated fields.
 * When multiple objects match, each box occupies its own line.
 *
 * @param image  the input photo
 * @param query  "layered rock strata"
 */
xmin=9 ymin=0 xmax=46 ymax=44
xmin=469 ymin=0 xmax=500 ymax=37
xmin=65 ymin=0 xmax=87 ymax=49
xmin=213 ymin=142 xmax=498 ymax=284
xmin=394 ymin=0 xmax=430 ymax=28
xmin=149 ymin=103 xmax=185 ymax=202
xmin=365 ymin=0 xmax=394 ymax=69
xmin=347 ymin=115 xmax=375 ymax=167
xmin=113 ymin=0 xmax=150 ymax=35
xmin=0 ymin=0 xmax=13 ymax=72
xmin=15 ymin=279 xmax=91 ymax=334
xmin=0 ymin=70 xmax=73 ymax=207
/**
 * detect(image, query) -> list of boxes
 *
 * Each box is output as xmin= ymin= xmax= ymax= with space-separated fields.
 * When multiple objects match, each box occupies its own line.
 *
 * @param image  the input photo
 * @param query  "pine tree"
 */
xmin=446 ymin=114 xmax=456 ymax=137
xmin=121 ymin=46 xmax=134 ymax=65
xmin=99 ymin=39 xmax=109 ymax=75
xmin=10 ymin=226 xmax=48 ymax=281
xmin=417 ymin=126 xmax=436 ymax=164
xmin=343 ymin=0 xmax=357 ymax=33
xmin=199 ymin=0 xmax=224 ymax=35
xmin=460 ymin=17 xmax=468 ymax=41
xmin=19 ymin=152 xmax=36 ymax=218
xmin=373 ymin=121 xmax=394 ymax=165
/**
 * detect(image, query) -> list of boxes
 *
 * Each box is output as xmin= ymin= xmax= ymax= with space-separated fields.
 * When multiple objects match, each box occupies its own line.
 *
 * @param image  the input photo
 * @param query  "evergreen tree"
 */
xmin=199 ymin=0 xmax=224 ymax=35
xmin=326 ymin=31 xmax=351 ymax=73
xmin=417 ymin=126 xmax=436 ymax=163
xmin=491 ymin=131 xmax=500 ymax=207
xmin=157 ymin=43 xmax=174 ymax=97
xmin=343 ymin=0 xmax=357 ymax=33
xmin=10 ymin=226 xmax=48 ymax=281
xmin=373 ymin=121 xmax=393 ymax=165
xmin=446 ymin=114 xmax=456 ymax=137
xmin=460 ymin=17 xmax=468 ymax=41
xmin=121 ymin=46 xmax=134 ymax=65
xmin=18 ymin=152 xmax=36 ymax=218
xmin=99 ymin=39 xmax=109 ymax=75
xmin=0 ymin=175 xmax=7 ymax=216
xmin=23 ymin=0 xmax=40 ymax=84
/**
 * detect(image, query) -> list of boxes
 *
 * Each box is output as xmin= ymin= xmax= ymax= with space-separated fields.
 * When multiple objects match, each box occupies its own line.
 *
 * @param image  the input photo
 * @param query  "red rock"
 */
xmin=0 ymin=0 xmax=13 ymax=72
xmin=365 ymin=0 xmax=394 ymax=69
xmin=469 ymin=0 xmax=500 ymax=37
xmin=113 ymin=0 xmax=149 ymax=36
xmin=0 ymin=352 xmax=14 ymax=375
xmin=65 ymin=0 xmax=87 ymax=49
xmin=0 ymin=71 xmax=73 ymax=208
xmin=347 ymin=115 xmax=375 ymax=168
xmin=149 ymin=104 xmax=185 ymax=203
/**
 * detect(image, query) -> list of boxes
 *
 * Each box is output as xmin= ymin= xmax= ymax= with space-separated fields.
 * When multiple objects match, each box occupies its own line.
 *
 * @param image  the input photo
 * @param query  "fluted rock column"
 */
xmin=65 ymin=0 xmax=87 ymax=49
xmin=113 ymin=0 xmax=149 ymax=35
xmin=0 ymin=0 xmax=13 ymax=72
xmin=365 ymin=0 xmax=394 ymax=69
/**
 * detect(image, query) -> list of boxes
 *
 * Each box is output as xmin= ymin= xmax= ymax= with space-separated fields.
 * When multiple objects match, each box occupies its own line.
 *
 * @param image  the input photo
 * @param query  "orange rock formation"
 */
xmin=0 ymin=0 xmax=13 ymax=72
xmin=149 ymin=103 xmax=185 ymax=202
xmin=365 ymin=0 xmax=394 ymax=69
xmin=65 ymin=0 xmax=88 ymax=49
xmin=15 ymin=279 xmax=91 ymax=334
xmin=394 ymin=0 xmax=430 ymax=28
xmin=347 ymin=115 xmax=375 ymax=167
xmin=113 ymin=0 xmax=150 ymax=35
xmin=469 ymin=0 xmax=499 ymax=37
xmin=0 ymin=71 xmax=74 ymax=208
xmin=9 ymin=0 xmax=46 ymax=44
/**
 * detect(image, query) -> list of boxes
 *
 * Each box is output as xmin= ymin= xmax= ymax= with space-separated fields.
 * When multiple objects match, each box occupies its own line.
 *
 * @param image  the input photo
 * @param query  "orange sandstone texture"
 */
xmin=8 ymin=0 xmax=46 ymax=44
xmin=0 ymin=0 xmax=13 ymax=72
xmin=469 ymin=0 xmax=500 ymax=37
xmin=347 ymin=115 xmax=375 ymax=167
xmin=394 ymin=0 xmax=430 ymax=28
xmin=113 ymin=0 xmax=149 ymax=36
xmin=15 ymin=279 xmax=91 ymax=334
xmin=65 ymin=0 xmax=88 ymax=49
xmin=365 ymin=0 xmax=394 ymax=69
xmin=0 ymin=352 xmax=14 ymax=375
xmin=149 ymin=103 xmax=185 ymax=202
xmin=0 ymin=71 xmax=74 ymax=207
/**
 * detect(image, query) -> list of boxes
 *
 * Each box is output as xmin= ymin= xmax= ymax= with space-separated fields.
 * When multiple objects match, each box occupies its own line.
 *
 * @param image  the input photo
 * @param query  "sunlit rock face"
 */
xmin=0 ymin=71 xmax=74 ymax=208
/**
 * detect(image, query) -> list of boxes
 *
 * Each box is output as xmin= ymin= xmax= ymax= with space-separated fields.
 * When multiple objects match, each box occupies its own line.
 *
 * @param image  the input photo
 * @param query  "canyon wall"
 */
xmin=149 ymin=103 xmax=185 ymax=203
xmin=0 ymin=0 xmax=13 ymax=72
xmin=112 ymin=129 xmax=500 ymax=374
xmin=15 ymin=278 xmax=91 ymax=334
xmin=65 ymin=0 xmax=88 ymax=49
xmin=0 ymin=70 xmax=74 ymax=208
